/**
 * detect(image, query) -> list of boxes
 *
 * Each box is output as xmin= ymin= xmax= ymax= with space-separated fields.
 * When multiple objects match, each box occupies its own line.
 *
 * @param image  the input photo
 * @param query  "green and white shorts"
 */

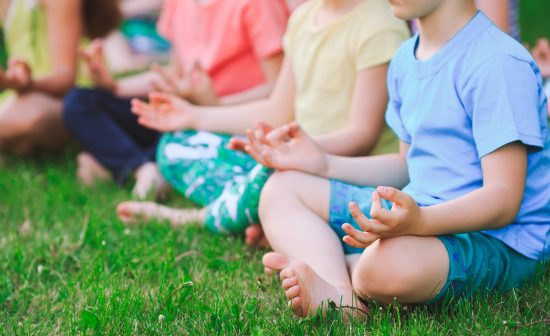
xmin=157 ymin=130 xmax=272 ymax=234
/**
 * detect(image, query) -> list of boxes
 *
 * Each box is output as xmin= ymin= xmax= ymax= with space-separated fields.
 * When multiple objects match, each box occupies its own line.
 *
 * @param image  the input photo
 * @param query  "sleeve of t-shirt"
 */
xmin=355 ymin=29 xmax=408 ymax=71
xmin=243 ymin=0 xmax=290 ymax=59
xmin=157 ymin=0 xmax=176 ymax=42
xmin=385 ymin=59 xmax=411 ymax=144
xmin=464 ymin=54 xmax=546 ymax=158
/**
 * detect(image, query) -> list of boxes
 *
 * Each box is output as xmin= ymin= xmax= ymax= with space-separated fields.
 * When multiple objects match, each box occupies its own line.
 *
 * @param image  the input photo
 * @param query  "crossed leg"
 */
xmin=0 ymin=92 xmax=69 ymax=155
xmin=258 ymin=171 xmax=365 ymax=317
xmin=258 ymin=171 xmax=450 ymax=318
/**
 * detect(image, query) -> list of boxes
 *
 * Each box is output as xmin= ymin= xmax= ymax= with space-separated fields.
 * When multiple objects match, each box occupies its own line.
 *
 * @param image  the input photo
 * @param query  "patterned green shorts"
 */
xmin=157 ymin=131 xmax=272 ymax=234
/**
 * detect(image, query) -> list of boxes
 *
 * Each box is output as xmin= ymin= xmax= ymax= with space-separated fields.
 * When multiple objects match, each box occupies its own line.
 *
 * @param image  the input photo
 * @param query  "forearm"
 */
xmin=314 ymin=126 xmax=381 ymax=157
xmin=219 ymin=83 xmax=274 ymax=106
xmin=417 ymin=185 xmax=521 ymax=236
xmin=324 ymin=153 xmax=409 ymax=188
xmin=28 ymin=70 xmax=75 ymax=97
xmin=114 ymin=71 xmax=158 ymax=97
xmin=194 ymin=98 xmax=293 ymax=135
xmin=121 ymin=0 xmax=163 ymax=16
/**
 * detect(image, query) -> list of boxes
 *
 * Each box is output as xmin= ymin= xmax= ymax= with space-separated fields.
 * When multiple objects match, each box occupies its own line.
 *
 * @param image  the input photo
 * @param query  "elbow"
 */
xmin=47 ymin=69 xmax=77 ymax=97
xmin=354 ymin=129 xmax=380 ymax=156
xmin=58 ymin=72 xmax=77 ymax=95
xmin=489 ymin=186 xmax=524 ymax=229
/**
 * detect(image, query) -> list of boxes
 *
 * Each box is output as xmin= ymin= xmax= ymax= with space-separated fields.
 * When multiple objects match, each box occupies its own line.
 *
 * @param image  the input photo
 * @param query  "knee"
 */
xmin=0 ymin=108 xmax=44 ymax=139
xmin=62 ymin=88 xmax=98 ymax=128
xmin=352 ymin=238 xmax=423 ymax=303
xmin=258 ymin=171 xmax=304 ymax=218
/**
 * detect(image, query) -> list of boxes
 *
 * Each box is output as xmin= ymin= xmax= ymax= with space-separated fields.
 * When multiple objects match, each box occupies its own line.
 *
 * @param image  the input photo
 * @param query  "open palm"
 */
xmin=244 ymin=122 xmax=328 ymax=176
xmin=131 ymin=92 xmax=197 ymax=132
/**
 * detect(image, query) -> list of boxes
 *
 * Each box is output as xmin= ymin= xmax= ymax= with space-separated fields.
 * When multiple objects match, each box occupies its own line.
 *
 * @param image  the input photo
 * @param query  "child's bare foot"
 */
xmin=132 ymin=162 xmax=170 ymax=200
xmin=263 ymin=252 xmax=364 ymax=318
xmin=77 ymin=152 xmax=110 ymax=186
xmin=245 ymin=224 xmax=270 ymax=248
xmin=117 ymin=201 xmax=205 ymax=227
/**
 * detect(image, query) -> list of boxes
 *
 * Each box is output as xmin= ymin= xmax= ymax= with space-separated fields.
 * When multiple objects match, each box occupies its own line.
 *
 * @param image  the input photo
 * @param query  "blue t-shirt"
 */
xmin=386 ymin=12 xmax=550 ymax=261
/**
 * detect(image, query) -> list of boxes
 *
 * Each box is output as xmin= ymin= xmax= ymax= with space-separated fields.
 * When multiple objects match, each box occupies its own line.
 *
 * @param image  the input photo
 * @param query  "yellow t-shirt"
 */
xmin=4 ymin=0 xmax=50 ymax=78
xmin=0 ymin=0 xmax=88 ymax=102
xmin=285 ymin=0 xmax=409 ymax=154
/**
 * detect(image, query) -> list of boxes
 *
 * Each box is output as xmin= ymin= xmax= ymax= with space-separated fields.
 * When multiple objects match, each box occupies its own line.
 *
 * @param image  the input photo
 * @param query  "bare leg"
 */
xmin=77 ymin=152 xmax=111 ymax=186
xmin=259 ymin=171 xmax=366 ymax=317
xmin=132 ymin=162 xmax=171 ymax=200
xmin=351 ymin=236 xmax=449 ymax=304
xmin=0 ymin=92 xmax=70 ymax=155
xmin=117 ymin=201 xmax=205 ymax=227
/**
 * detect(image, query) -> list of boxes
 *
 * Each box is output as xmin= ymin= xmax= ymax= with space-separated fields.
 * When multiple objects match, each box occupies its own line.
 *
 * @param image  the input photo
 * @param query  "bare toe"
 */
xmin=262 ymin=252 xmax=364 ymax=318
xmin=282 ymin=276 xmax=298 ymax=290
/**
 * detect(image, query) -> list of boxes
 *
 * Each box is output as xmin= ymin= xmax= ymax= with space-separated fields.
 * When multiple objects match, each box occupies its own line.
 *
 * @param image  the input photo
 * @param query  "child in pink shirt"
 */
xmin=62 ymin=0 xmax=289 ymax=198
xmin=158 ymin=0 xmax=289 ymax=98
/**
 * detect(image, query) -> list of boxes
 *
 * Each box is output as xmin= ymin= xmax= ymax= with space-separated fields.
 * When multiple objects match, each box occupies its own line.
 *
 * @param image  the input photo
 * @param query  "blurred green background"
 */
xmin=520 ymin=0 xmax=550 ymax=46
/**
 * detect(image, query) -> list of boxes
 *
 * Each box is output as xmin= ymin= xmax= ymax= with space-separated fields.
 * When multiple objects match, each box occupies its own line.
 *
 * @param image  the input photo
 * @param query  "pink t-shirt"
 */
xmin=158 ymin=0 xmax=289 ymax=97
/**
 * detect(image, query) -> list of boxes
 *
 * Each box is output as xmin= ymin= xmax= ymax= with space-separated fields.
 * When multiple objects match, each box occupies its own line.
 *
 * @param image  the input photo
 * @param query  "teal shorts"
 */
xmin=329 ymin=180 xmax=540 ymax=303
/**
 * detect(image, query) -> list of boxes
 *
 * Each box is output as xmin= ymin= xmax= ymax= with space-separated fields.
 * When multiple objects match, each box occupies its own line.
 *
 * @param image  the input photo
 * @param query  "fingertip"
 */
xmin=377 ymin=186 xmax=393 ymax=196
xmin=341 ymin=223 xmax=350 ymax=233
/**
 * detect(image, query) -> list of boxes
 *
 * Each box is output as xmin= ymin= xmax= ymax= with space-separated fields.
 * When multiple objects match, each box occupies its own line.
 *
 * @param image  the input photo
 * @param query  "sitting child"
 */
xmin=0 ymin=0 xmax=121 ymax=155
xmin=237 ymin=0 xmax=549 ymax=317
xmin=118 ymin=0 xmax=410 ymax=245
xmin=62 ymin=0 xmax=289 ymax=199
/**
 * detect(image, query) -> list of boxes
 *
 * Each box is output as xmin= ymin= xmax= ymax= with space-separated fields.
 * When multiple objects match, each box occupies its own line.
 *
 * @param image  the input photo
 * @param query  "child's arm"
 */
xmin=342 ymin=142 xmax=527 ymax=248
xmin=133 ymin=57 xmax=297 ymax=134
xmin=81 ymin=41 xmax=177 ymax=98
xmin=313 ymin=64 xmax=390 ymax=156
xmin=120 ymin=0 xmax=164 ymax=17
xmin=219 ymin=53 xmax=284 ymax=105
xmin=237 ymin=122 xmax=410 ymax=188
xmin=17 ymin=0 xmax=81 ymax=96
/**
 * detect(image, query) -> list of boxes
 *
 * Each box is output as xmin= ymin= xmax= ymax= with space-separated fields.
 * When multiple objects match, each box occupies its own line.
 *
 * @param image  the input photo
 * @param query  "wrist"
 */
xmin=108 ymin=79 xmax=118 ymax=94
xmin=412 ymin=207 xmax=430 ymax=236
xmin=21 ymin=77 xmax=33 ymax=93
xmin=187 ymin=106 xmax=200 ymax=130
xmin=319 ymin=153 xmax=331 ymax=178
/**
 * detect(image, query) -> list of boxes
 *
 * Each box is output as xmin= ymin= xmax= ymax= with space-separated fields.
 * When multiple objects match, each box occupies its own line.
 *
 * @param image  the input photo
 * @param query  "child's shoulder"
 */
xmin=462 ymin=24 xmax=536 ymax=77
xmin=387 ymin=36 xmax=417 ymax=72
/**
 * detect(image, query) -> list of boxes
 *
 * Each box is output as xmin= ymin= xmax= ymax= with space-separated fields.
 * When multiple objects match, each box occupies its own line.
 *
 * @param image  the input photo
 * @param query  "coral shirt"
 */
xmin=158 ymin=0 xmax=289 ymax=97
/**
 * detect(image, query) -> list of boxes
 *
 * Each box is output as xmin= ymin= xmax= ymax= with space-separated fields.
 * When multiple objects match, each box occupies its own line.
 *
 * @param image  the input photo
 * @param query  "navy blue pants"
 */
xmin=63 ymin=88 xmax=159 ymax=184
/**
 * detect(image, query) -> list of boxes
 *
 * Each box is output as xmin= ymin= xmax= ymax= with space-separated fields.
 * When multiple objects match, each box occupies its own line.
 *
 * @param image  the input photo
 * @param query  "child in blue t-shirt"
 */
xmin=231 ymin=0 xmax=550 ymax=317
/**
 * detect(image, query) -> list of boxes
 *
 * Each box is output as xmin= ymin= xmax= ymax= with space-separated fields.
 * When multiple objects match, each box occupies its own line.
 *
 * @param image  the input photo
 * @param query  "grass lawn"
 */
xmin=0 ymin=152 xmax=549 ymax=335
xmin=2 ymin=2 xmax=550 ymax=335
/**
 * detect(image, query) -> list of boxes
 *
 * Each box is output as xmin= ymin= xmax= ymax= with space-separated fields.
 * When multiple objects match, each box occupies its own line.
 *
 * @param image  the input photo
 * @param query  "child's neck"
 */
xmin=416 ymin=2 xmax=477 ymax=61
xmin=323 ymin=0 xmax=353 ymax=9
xmin=316 ymin=0 xmax=362 ymax=26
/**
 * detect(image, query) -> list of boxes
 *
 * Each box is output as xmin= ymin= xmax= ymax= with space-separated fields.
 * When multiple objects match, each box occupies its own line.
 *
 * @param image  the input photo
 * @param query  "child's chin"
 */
xmin=389 ymin=6 xmax=416 ymax=21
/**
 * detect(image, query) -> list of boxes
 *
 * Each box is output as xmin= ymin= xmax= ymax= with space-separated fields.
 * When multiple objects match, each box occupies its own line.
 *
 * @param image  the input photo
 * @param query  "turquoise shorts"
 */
xmin=329 ymin=180 xmax=540 ymax=303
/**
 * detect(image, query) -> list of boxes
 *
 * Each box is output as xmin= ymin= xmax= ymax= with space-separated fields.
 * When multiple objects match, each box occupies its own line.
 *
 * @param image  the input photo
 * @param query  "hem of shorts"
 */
xmin=424 ymin=236 xmax=456 ymax=305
